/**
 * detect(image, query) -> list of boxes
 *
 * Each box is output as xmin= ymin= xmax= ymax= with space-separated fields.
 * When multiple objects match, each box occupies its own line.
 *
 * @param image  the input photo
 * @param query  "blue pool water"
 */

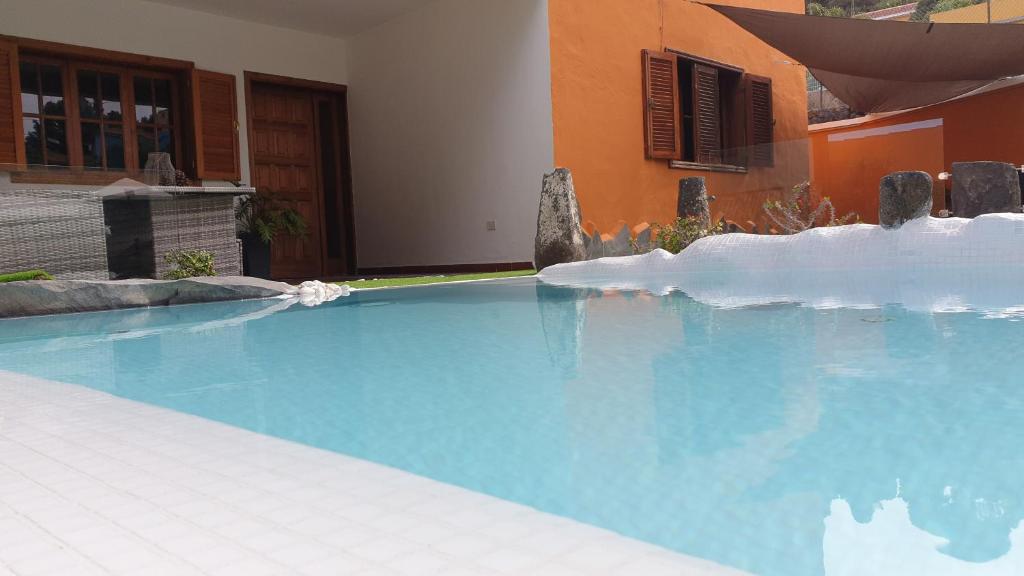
xmin=1 ymin=278 xmax=1023 ymax=575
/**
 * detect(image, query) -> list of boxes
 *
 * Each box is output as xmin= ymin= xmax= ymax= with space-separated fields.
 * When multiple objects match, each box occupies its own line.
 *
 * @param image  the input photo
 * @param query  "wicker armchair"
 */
xmin=149 ymin=194 xmax=242 ymax=278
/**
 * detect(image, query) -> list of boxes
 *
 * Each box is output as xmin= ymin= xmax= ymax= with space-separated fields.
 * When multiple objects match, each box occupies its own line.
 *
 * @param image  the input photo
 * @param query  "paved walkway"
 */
xmin=0 ymin=371 xmax=746 ymax=576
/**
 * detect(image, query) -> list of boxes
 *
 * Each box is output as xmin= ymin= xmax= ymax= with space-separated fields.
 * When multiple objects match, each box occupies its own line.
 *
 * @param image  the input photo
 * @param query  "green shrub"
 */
xmin=911 ymin=0 xmax=982 ymax=20
xmin=164 ymin=250 xmax=216 ymax=280
xmin=933 ymin=0 xmax=984 ymax=12
xmin=764 ymin=181 xmax=858 ymax=234
xmin=0 ymin=269 xmax=54 ymax=283
xmin=653 ymin=217 xmax=723 ymax=254
xmin=807 ymin=2 xmax=846 ymax=17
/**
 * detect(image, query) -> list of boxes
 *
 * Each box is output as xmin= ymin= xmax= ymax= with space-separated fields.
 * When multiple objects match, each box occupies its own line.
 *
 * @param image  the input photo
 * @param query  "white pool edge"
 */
xmin=0 ymin=370 xmax=747 ymax=576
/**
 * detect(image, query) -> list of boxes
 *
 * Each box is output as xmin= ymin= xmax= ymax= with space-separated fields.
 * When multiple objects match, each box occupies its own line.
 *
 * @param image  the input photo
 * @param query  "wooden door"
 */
xmin=312 ymin=94 xmax=355 ymax=277
xmin=250 ymin=84 xmax=322 ymax=279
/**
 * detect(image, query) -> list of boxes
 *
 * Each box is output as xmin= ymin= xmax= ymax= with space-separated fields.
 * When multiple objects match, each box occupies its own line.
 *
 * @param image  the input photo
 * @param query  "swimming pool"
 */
xmin=1 ymin=278 xmax=1022 ymax=575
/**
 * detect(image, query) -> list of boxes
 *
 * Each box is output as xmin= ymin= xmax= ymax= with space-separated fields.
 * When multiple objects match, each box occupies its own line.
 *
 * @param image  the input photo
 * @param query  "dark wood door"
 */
xmin=250 ymin=84 xmax=322 ymax=279
xmin=312 ymin=94 xmax=355 ymax=277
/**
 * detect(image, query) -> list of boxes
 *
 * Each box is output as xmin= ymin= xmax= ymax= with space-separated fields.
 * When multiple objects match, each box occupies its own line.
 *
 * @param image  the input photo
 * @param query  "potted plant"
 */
xmin=236 ymin=192 xmax=307 ymax=279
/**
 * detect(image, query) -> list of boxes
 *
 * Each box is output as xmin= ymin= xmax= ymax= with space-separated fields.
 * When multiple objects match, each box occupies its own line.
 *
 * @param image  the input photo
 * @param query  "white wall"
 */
xmin=347 ymin=0 xmax=554 ymax=268
xmin=2 ymin=0 xmax=555 ymax=269
xmin=0 ymin=0 xmax=349 ymax=184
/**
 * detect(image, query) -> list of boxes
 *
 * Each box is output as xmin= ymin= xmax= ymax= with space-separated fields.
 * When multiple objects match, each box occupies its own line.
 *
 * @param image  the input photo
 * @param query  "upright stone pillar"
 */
xmin=535 ymin=168 xmax=586 ymax=271
xmin=633 ymin=223 xmax=653 ymax=254
xmin=879 ymin=171 xmax=933 ymax=229
xmin=583 ymin=229 xmax=605 ymax=260
xmin=604 ymin=225 xmax=632 ymax=257
xmin=951 ymin=161 xmax=1022 ymax=218
xmin=678 ymin=177 xmax=711 ymax=228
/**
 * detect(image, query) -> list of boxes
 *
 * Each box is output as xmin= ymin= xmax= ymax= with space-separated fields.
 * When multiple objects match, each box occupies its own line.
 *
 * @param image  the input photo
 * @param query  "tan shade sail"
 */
xmin=704 ymin=3 xmax=1024 ymax=112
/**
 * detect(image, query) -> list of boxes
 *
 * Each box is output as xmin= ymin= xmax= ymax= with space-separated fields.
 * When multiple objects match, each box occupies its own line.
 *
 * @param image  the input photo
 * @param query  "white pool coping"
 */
xmin=0 ymin=371 xmax=747 ymax=576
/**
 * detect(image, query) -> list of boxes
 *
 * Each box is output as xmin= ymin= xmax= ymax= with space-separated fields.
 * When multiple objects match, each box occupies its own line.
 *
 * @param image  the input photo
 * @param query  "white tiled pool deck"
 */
xmin=0 ymin=371 xmax=747 ymax=576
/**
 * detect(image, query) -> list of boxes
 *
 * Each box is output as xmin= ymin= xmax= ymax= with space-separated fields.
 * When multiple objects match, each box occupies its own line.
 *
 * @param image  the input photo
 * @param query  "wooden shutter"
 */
xmin=0 ymin=39 xmax=25 ymax=168
xmin=692 ymin=63 xmax=722 ymax=165
xmin=746 ymin=74 xmax=774 ymax=167
xmin=192 ymin=69 xmax=240 ymax=180
xmin=642 ymin=50 xmax=680 ymax=160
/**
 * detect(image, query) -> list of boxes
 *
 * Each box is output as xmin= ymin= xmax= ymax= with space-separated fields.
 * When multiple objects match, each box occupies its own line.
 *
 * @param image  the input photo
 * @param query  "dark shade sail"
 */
xmin=704 ymin=3 xmax=1024 ymax=112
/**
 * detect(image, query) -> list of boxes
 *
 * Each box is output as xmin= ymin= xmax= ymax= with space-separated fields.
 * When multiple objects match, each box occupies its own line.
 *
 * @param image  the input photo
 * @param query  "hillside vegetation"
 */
xmin=805 ymin=0 xmax=984 ymax=20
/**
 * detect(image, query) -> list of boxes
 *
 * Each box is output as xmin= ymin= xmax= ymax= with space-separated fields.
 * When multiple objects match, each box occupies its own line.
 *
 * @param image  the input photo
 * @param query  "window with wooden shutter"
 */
xmin=692 ymin=63 xmax=722 ymax=165
xmin=642 ymin=50 xmax=680 ymax=160
xmin=0 ymin=39 xmax=25 ymax=168
xmin=659 ymin=49 xmax=773 ymax=172
xmin=192 ymin=69 xmax=240 ymax=181
xmin=746 ymin=74 xmax=774 ymax=167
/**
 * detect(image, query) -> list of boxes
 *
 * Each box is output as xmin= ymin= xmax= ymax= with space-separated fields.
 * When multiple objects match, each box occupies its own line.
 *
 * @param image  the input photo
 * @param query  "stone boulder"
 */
xmin=535 ymin=168 xmax=586 ymax=270
xmin=951 ymin=161 xmax=1023 ymax=218
xmin=678 ymin=177 xmax=711 ymax=228
xmin=879 ymin=171 xmax=933 ymax=229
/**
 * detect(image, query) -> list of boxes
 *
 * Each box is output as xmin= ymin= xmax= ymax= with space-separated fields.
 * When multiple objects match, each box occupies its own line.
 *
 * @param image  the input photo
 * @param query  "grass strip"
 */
xmin=0 ymin=270 xmax=54 ymax=283
xmin=338 ymin=269 xmax=535 ymax=289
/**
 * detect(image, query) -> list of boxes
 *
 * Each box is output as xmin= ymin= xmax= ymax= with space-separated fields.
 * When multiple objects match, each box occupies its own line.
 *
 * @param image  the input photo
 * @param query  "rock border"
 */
xmin=0 ymin=276 xmax=300 ymax=319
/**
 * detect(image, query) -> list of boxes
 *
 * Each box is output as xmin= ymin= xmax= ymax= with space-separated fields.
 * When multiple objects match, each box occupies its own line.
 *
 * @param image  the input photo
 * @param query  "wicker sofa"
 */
xmin=0 ymin=186 xmax=251 ymax=280
xmin=0 ymin=189 xmax=110 ymax=280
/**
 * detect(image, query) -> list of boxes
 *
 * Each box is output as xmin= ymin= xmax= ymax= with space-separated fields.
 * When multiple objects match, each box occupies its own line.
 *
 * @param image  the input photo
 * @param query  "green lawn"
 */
xmin=0 ymin=269 xmax=54 ymax=283
xmin=338 ymin=269 xmax=536 ymax=289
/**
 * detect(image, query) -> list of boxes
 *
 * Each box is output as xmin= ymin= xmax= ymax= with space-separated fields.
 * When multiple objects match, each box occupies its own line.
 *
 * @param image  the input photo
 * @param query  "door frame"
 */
xmin=243 ymin=71 xmax=357 ymax=278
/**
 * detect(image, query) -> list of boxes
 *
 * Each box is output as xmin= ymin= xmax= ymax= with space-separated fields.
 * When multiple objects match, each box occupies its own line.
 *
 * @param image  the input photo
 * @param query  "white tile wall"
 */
xmin=0 ymin=370 xmax=748 ymax=576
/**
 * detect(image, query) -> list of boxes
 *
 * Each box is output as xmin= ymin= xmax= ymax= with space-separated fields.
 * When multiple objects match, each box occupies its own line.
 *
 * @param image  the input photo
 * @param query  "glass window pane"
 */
xmin=153 ymin=79 xmax=172 ymax=125
xmin=134 ymin=77 xmax=153 ymax=124
xmin=80 ymin=122 xmax=102 ymax=168
xmin=105 ymin=125 xmax=125 ymax=170
xmin=101 ymin=74 xmax=121 ymax=120
xmin=40 ymin=65 xmax=64 ymax=116
xmin=22 ymin=118 xmax=42 ymax=166
xmin=43 ymin=119 xmax=68 ymax=166
xmin=19 ymin=63 xmax=39 ymax=115
xmin=77 ymin=71 xmax=99 ymax=119
xmin=157 ymin=127 xmax=173 ymax=160
xmin=137 ymin=129 xmax=155 ymax=168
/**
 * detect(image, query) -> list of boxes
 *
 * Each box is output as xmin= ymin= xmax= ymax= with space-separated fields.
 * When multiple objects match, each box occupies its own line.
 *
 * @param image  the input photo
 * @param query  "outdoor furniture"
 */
xmin=0 ymin=185 xmax=253 ymax=281
xmin=105 ymin=186 xmax=254 ymax=279
xmin=0 ymin=189 xmax=110 ymax=280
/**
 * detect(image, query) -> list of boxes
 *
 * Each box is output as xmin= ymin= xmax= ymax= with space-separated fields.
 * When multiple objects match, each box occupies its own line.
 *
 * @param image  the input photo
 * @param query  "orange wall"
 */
xmin=548 ymin=0 xmax=809 ymax=234
xmin=810 ymin=82 xmax=1024 ymax=223
xmin=809 ymin=123 xmax=945 ymax=223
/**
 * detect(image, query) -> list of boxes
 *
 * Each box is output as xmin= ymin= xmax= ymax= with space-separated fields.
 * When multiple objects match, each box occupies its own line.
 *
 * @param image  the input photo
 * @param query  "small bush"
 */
xmin=653 ymin=217 xmax=723 ymax=254
xmin=164 ymin=250 xmax=216 ymax=280
xmin=764 ymin=182 xmax=858 ymax=234
xmin=0 ymin=269 xmax=54 ymax=283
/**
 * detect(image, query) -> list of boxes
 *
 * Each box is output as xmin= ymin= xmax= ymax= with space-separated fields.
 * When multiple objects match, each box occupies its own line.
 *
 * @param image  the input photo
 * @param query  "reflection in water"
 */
xmin=825 ymin=497 xmax=1024 ymax=576
xmin=536 ymin=287 xmax=1024 ymax=575
xmin=1 ymin=280 xmax=1023 ymax=575
xmin=535 ymin=283 xmax=590 ymax=379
